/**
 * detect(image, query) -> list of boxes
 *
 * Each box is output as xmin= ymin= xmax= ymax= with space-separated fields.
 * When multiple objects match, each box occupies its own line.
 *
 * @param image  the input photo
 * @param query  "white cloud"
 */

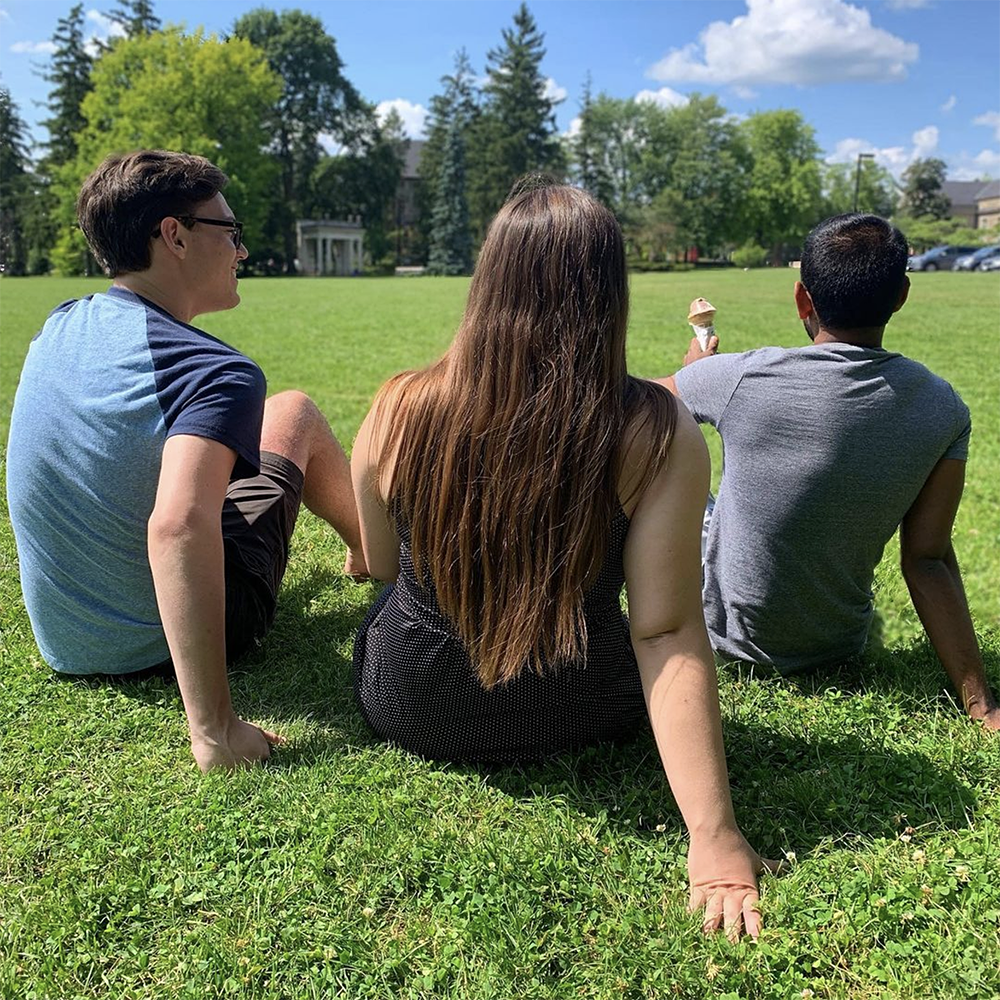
xmin=635 ymin=87 xmax=689 ymax=109
xmin=0 ymin=9 xmax=13 ymax=22
xmin=912 ymin=125 xmax=939 ymax=159
xmin=564 ymin=116 xmax=582 ymax=140
xmin=82 ymin=9 xmax=126 ymax=56
xmin=973 ymin=110 xmax=1000 ymax=142
xmin=947 ymin=149 xmax=1000 ymax=180
xmin=375 ymin=98 xmax=428 ymax=139
xmin=543 ymin=77 xmax=567 ymax=104
xmin=647 ymin=0 xmax=918 ymax=88
xmin=941 ymin=94 xmax=956 ymax=113
xmin=826 ymin=125 xmax=938 ymax=178
xmin=86 ymin=9 xmax=124 ymax=32
xmin=9 ymin=40 xmax=57 ymax=54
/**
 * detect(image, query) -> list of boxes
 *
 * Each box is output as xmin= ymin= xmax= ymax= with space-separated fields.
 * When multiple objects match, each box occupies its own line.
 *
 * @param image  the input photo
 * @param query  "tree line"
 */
xmin=0 ymin=1 xmax=989 ymax=277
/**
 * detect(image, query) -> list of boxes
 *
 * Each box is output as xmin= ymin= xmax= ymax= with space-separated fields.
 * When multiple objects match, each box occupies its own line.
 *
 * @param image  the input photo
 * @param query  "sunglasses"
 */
xmin=177 ymin=215 xmax=244 ymax=248
xmin=154 ymin=215 xmax=244 ymax=248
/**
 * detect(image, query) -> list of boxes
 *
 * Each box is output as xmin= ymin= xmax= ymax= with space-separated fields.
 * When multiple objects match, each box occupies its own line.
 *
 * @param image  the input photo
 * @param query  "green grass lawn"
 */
xmin=1 ymin=271 xmax=998 ymax=999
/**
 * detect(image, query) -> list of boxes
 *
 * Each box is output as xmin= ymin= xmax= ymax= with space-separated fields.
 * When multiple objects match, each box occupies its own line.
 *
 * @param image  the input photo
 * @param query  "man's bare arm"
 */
xmin=148 ymin=434 xmax=284 ymax=770
xmin=653 ymin=335 xmax=719 ymax=396
xmin=900 ymin=457 xmax=999 ymax=731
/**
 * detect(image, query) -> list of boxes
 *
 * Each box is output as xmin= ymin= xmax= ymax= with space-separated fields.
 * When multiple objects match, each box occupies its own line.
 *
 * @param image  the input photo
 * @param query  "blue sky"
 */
xmin=1 ymin=0 xmax=997 ymax=181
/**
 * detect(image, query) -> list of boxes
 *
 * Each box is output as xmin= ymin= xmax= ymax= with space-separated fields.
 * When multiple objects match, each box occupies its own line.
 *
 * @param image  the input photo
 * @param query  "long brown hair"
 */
xmin=375 ymin=182 xmax=676 ymax=687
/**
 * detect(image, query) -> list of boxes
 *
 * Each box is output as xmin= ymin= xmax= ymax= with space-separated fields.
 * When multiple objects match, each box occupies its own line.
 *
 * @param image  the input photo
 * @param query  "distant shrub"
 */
xmin=731 ymin=242 xmax=769 ymax=268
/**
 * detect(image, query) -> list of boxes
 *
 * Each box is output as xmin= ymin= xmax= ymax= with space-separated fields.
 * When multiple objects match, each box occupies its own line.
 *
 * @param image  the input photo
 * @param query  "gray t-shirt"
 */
xmin=674 ymin=343 xmax=971 ymax=673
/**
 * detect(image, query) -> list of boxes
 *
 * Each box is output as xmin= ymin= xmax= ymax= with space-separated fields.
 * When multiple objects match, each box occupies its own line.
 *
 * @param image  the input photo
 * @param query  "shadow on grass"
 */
xmin=753 ymin=629 xmax=1000 ymax=718
xmin=60 ymin=570 xmax=984 ymax=858
xmin=62 ymin=566 xmax=379 ymax=738
xmin=458 ymin=718 xmax=974 ymax=857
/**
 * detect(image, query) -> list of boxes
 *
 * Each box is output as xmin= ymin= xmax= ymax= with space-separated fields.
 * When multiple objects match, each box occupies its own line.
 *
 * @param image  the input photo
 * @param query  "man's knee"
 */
xmin=260 ymin=390 xmax=328 ymax=462
xmin=265 ymin=389 xmax=318 ymax=421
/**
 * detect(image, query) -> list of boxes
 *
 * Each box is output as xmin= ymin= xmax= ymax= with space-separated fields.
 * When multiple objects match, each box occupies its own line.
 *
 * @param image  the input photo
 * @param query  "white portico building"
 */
xmin=295 ymin=217 xmax=364 ymax=275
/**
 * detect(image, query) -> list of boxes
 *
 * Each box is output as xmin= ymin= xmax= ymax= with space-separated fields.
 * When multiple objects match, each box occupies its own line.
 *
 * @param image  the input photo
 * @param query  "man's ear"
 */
xmin=892 ymin=275 xmax=910 ymax=313
xmin=794 ymin=280 xmax=815 ymax=320
xmin=154 ymin=217 xmax=187 ymax=259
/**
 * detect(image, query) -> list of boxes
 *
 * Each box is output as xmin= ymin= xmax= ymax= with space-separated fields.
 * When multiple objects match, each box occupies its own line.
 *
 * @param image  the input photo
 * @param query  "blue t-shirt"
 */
xmin=6 ymin=287 xmax=266 ymax=674
xmin=674 ymin=343 xmax=971 ymax=672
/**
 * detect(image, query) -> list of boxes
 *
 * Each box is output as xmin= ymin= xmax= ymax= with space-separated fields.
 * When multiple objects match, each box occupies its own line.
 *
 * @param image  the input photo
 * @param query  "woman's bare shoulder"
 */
xmin=618 ymin=388 xmax=702 ymax=518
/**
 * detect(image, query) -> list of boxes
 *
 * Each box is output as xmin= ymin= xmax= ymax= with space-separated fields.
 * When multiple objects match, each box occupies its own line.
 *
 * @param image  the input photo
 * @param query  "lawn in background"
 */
xmin=1 ymin=271 xmax=998 ymax=999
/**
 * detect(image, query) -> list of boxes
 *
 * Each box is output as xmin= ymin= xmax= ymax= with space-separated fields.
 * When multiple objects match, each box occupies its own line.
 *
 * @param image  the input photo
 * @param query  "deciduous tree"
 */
xmin=310 ymin=107 xmax=408 ymax=267
xmin=740 ymin=110 xmax=822 ymax=262
xmin=231 ymin=8 xmax=364 ymax=271
xmin=901 ymin=157 xmax=950 ymax=219
xmin=822 ymin=160 xmax=898 ymax=218
xmin=53 ymin=26 xmax=281 ymax=273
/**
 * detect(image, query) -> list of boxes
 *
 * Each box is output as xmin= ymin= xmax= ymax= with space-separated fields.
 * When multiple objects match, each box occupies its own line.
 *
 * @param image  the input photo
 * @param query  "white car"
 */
xmin=954 ymin=245 xmax=1000 ymax=271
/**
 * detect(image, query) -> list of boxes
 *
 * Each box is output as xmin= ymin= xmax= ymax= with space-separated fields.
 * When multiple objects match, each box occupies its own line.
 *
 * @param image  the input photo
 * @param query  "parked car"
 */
xmin=907 ymin=245 xmax=981 ymax=271
xmin=954 ymin=245 xmax=1000 ymax=271
xmin=979 ymin=255 xmax=1000 ymax=272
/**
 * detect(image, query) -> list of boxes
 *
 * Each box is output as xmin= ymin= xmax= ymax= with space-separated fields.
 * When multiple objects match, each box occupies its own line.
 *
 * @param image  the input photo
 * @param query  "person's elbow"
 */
xmin=366 ymin=560 xmax=399 ymax=584
xmin=147 ymin=502 xmax=219 ymax=559
xmin=900 ymin=546 xmax=952 ymax=590
xmin=359 ymin=543 xmax=399 ymax=583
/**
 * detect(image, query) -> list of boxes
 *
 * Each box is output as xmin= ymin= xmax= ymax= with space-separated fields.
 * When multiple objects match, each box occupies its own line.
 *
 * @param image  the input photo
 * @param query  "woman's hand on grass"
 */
xmin=190 ymin=716 xmax=285 ymax=772
xmin=687 ymin=827 xmax=781 ymax=941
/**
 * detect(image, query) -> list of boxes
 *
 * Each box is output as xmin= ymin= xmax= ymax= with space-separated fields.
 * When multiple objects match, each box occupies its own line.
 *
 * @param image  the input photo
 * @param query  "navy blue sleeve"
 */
xmin=144 ymin=306 xmax=266 ymax=479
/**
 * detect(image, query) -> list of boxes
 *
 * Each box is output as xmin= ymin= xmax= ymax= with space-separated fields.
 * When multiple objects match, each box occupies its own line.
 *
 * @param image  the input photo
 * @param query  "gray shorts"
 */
xmin=222 ymin=451 xmax=304 ymax=661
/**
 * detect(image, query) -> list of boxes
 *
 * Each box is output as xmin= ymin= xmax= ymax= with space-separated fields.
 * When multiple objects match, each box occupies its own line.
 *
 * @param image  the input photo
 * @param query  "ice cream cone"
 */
xmin=687 ymin=297 xmax=716 ymax=328
xmin=687 ymin=297 xmax=716 ymax=350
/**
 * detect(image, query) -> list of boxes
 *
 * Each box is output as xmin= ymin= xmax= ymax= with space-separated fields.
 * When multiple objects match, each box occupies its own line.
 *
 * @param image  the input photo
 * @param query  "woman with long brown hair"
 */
xmin=351 ymin=181 xmax=771 ymax=937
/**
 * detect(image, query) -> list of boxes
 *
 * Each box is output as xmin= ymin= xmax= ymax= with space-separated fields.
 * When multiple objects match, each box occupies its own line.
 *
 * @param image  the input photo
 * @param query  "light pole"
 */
xmin=854 ymin=152 xmax=876 ymax=212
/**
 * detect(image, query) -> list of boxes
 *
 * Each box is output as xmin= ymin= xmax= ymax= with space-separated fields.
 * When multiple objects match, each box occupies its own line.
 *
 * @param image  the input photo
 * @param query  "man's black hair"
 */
xmin=800 ymin=213 xmax=909 ymax=331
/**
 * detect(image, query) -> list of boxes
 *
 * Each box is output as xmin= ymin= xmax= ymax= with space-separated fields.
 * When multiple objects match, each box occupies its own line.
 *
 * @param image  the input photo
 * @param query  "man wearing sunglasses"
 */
xmin=7 ymin=149 xmax=367 ymax=771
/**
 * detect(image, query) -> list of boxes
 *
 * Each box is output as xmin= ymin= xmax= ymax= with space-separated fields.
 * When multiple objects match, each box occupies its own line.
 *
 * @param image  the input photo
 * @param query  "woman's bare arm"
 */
xmin=623 ymin=403 xmax=768 ymax=939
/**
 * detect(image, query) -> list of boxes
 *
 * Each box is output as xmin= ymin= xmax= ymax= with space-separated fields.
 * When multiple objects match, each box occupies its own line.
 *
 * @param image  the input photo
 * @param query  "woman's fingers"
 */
xmin=701 ymin=891 xmax=726 ymax=933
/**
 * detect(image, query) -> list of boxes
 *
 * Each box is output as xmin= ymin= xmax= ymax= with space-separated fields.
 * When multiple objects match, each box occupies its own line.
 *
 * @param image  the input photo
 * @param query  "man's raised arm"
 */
xmin=654 ymin=335 xmax=719 ymax=397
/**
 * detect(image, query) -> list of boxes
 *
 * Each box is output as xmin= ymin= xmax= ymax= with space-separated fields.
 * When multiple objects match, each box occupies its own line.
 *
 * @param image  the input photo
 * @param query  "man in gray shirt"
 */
xmin=659 ymin=213 xmax=998 ymax=731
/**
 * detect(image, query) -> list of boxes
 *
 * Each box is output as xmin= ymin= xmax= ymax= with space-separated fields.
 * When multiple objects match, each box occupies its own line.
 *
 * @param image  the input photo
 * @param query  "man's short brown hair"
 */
xmin=77 ymin=150 xmax=228 ymax=276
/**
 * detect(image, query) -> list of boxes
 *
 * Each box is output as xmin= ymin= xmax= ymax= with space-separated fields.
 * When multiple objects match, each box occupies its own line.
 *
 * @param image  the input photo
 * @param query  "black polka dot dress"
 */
xmin=352 ymin=506 xmax=649 ymax=763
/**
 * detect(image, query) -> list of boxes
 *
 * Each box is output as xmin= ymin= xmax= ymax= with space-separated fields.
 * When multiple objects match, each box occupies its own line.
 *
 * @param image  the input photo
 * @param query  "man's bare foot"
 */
xmin=344 ymin=548 xmax=370 ymax=581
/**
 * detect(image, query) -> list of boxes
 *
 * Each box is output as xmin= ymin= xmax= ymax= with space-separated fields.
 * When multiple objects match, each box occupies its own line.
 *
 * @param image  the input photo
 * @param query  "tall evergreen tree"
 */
xmin=418 ymin=49 xmax=479 ymax=258
xmin=472 ymin=3 xmax=564 ymax=237
xmin=572 ymin=74 xmax=603 ymax=198
xmin=38 ymin=4 xmax=93 ymax=169
xmin=426 ymin=117 xmax=472 ymax=275
xmin=0 ymin=87 xmax=31 ymax=274
xmin=105 ymin=0 xmax=161 ymax=37
xmin=231 ymin=8 xmax=364 ymax=272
